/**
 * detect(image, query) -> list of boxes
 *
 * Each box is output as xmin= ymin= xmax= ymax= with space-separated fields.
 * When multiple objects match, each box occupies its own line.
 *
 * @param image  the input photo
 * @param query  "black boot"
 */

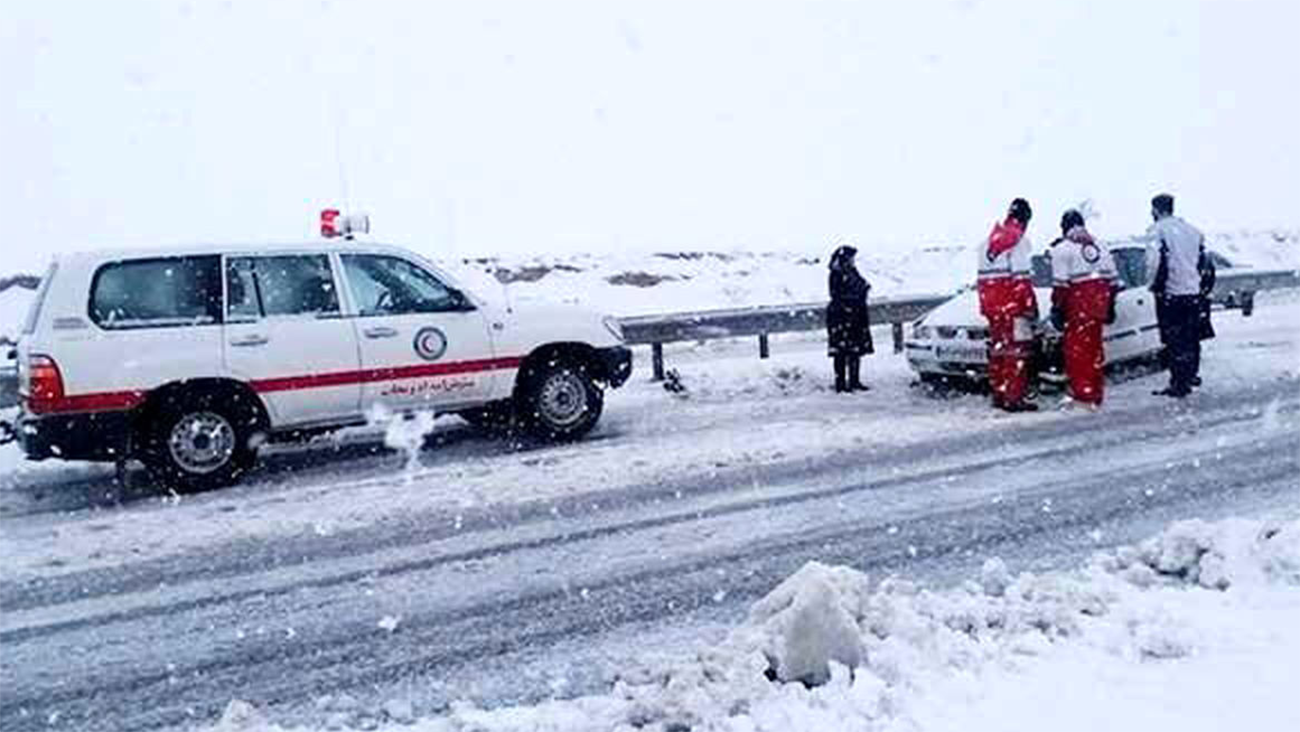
xmin=833 ymin=355 xmax=848 ymax=393
xmin=848 ymin=356 xmax=869 ymax=391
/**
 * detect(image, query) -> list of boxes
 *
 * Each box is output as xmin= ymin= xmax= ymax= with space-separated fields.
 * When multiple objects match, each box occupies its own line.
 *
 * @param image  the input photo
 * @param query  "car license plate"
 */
xmin=935 ymin=343 xmax=987 ymax=363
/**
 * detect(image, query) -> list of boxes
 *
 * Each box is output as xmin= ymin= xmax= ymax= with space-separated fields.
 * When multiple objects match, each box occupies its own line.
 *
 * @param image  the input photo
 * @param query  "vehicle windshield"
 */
xmin=1030 ymin=246 xmax=1149 ymax=290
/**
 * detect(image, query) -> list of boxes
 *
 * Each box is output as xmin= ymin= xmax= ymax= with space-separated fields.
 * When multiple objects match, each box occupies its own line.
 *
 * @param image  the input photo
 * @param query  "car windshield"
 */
xmin=1030 ymin=246 xmax=1149 ymax=290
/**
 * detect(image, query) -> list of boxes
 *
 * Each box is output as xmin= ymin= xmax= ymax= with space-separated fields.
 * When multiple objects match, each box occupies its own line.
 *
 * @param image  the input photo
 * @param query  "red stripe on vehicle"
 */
xmin=32 ymin=391 xmax=147 ymax=415
xmin=249 ymin=356 xmax=525 ymax=394
xmin=35 ymin=357 xmax=524 ymax=415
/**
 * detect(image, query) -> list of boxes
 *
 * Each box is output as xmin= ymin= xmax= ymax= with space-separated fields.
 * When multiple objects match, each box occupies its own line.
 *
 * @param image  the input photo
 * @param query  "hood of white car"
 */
xmin=916 ymin=287 xmax=1053 ymax=327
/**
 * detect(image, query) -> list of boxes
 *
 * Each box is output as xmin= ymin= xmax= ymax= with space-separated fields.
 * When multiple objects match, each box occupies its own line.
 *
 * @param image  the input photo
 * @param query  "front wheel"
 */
xmin=138 ymin=391 xmax=262 ymax=491
xmin=518 ymin=360 xmax=604 ymax=441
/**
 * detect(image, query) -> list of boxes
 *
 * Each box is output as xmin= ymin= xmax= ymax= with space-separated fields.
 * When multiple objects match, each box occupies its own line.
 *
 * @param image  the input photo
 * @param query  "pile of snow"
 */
xmin=209 ymin=517 xmax=1300 ymax=731
xmin=441 ymin=245 xmax=975 ymax=317
xmin=436 ymin=228 xmax=1300 ymax=316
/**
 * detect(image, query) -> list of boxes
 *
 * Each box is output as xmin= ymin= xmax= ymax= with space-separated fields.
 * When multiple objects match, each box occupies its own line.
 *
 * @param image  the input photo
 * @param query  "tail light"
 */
xmin=26 ymin=355 xmax=65 ymax=414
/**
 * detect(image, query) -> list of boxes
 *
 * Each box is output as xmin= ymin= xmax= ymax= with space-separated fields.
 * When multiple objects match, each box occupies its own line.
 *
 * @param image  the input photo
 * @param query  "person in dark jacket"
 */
xmin=1146 ymin=193 xmax=1209 ymax=397
xmin=827 ymin=245 xmax=873 ymax=392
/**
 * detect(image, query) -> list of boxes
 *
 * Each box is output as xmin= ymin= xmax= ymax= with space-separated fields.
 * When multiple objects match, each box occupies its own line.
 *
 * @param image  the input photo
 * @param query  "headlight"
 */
xmin=603 ymin=316 xmax=625 ymax=342
xmin=912 ymin=324 xmax=932 ymax=340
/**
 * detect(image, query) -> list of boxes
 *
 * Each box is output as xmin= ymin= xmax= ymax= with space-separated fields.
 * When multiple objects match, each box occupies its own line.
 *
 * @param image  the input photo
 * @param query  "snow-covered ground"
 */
xmin=203 ymin=516 xmax=1300 ymax=732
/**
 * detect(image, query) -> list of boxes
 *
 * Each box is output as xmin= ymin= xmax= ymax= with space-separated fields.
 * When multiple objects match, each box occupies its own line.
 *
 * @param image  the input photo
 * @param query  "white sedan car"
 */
xmin=904 ymin=245 xmax=1233 ymax=385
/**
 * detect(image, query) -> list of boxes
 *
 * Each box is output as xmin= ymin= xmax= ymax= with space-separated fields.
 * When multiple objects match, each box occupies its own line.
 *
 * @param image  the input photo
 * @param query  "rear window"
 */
xmin=1030 ymin=254 xmax=1053 ymax=288
xmin=1111 ymin=248 xmax=1149 ymax=289
xmin=22 ymin=263 xmax=58 ymax=335
xmin=90 ymin=256 xmax=223 ymax=329
xmin=1033 ymin=247 xmax=1148 ymax=290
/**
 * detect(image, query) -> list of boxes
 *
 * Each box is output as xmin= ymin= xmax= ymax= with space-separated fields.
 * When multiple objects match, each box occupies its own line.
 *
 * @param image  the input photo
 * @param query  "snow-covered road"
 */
xmin=1 ymin=297 xmax=1297 ymax=732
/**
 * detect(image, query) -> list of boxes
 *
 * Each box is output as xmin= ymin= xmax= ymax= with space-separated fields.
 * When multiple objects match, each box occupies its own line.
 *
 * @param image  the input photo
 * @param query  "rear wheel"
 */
xmin=518 ymin=359 xmax=604 ymax=441
xmin=138 ymin=389 xmax=263 ymax=491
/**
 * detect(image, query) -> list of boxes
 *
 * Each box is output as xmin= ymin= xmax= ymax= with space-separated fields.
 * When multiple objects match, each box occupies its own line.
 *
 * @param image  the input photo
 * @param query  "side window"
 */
xmin=90 ymin=256 xmax=222 ymax=329
xmin=225 ymin=259 xmax=260 ymax=321
xmin=226 ymin=255 xmax=340 ymax=318
xmin=1031 ymin=254 xmax=1053 ymax=288
xmin=1111 ymin=248 xmax=1147 ymax=290
xmin=341 ymin=254 xmax=465 ymax=316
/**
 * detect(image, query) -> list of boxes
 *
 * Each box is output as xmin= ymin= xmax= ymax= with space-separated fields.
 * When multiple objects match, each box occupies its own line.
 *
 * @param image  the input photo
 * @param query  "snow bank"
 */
xmin=211 ymin=517 xmax=1300 ymax=731
xmin=436 ymin=228 xmax=1300 ymax=316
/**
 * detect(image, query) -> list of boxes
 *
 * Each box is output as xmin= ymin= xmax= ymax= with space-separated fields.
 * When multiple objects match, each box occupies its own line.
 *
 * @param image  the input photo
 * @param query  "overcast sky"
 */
xmin=2 ymin=0 xmax=1297 ymax=272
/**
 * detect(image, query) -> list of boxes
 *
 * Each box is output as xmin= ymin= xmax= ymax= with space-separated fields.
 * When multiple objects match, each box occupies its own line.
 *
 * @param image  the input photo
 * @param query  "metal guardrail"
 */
xmin=620 ymin=294 xmax=952 ymax=381
xmin=620 ymin=268 xmax=1300 ymax=380
xmin=1209 ymin=267 xmax=1300 ymax=316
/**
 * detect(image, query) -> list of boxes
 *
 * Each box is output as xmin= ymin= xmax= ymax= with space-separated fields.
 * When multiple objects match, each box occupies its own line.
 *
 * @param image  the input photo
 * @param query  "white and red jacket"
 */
xmin=1050 ymin=226 xmax=1118 ymax=320
xmin=976 ymin=217 xmax=1038 ymax=321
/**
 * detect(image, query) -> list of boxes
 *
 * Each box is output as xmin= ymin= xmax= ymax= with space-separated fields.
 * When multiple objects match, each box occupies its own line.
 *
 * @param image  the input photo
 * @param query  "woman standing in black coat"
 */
xmin=827 ymin=245 xmax=874 ymax=392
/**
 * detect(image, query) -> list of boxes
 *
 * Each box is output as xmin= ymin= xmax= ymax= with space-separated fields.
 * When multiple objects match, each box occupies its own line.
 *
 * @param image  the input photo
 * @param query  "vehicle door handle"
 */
xmin=230 ymin=334 xmax=270 ymax=347
xmin=363 ymin=326 xmax=399 ymax=339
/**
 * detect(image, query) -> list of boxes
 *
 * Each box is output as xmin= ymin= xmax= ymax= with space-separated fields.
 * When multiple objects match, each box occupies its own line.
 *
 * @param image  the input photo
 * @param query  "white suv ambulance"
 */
xmin=12 ymin=243 xmax=632 ymax=489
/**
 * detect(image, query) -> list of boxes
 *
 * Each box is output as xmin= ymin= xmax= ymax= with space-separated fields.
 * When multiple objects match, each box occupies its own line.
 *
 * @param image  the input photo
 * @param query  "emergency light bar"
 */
xmin=320 ymin=209 xmax=370 ymax=239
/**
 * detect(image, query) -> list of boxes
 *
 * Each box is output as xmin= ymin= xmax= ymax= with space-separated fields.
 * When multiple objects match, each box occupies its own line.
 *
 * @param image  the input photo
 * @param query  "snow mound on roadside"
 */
xmin=432 ymin=518 xmax=1300 ymax=731
xmin=746 ymin=562 xmax=869 ymax=685
xmin=1098 ymin=517 xmax=1300 ymax=591
xmin=206 ymin=517 xmax=1300 ymax=732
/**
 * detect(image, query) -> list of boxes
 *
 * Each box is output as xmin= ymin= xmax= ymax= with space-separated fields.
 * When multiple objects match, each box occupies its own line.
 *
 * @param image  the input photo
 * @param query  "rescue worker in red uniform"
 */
xmin=977 ymin=198 xmax=1040 ymax=412
xmin=1049 ymin=210 xmax=1119 ymax=408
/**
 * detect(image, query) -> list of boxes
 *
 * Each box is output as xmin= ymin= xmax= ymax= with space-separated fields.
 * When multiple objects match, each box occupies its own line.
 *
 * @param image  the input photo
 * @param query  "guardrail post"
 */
xmin=892 ymin=322 xmax=905 ymax=354
xmin=758 ymin=333 xmax=770 ymax=359
xmin=651 ymin=343 xmax=665 ymax=381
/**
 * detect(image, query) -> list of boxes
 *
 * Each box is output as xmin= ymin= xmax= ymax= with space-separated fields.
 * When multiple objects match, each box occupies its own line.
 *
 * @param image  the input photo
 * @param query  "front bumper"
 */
xmin=15 ymin=408 xmax=132 ymax=462
xmin=905 ymin=337 xmax=1067 ymax=382
xmin=904 ymin=340 xmax=989 ymax=378
xmin=595 ymin=346 xmax=634 ymax=388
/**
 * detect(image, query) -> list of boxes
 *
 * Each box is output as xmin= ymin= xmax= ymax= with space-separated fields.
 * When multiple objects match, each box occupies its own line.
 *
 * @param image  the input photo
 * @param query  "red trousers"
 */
xmin=987 ymin=316 xmax=1032 ymax=407
xmin=1064 ymin=316 xmax=1105 ymax=405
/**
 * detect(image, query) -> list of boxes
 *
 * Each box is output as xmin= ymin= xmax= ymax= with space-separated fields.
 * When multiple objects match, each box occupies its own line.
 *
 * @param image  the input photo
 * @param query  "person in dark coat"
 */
xmin=1146 ymin=193 xmax=1209 ymax=397
xmin=827 ymin=245 xmax=873 ymax=392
